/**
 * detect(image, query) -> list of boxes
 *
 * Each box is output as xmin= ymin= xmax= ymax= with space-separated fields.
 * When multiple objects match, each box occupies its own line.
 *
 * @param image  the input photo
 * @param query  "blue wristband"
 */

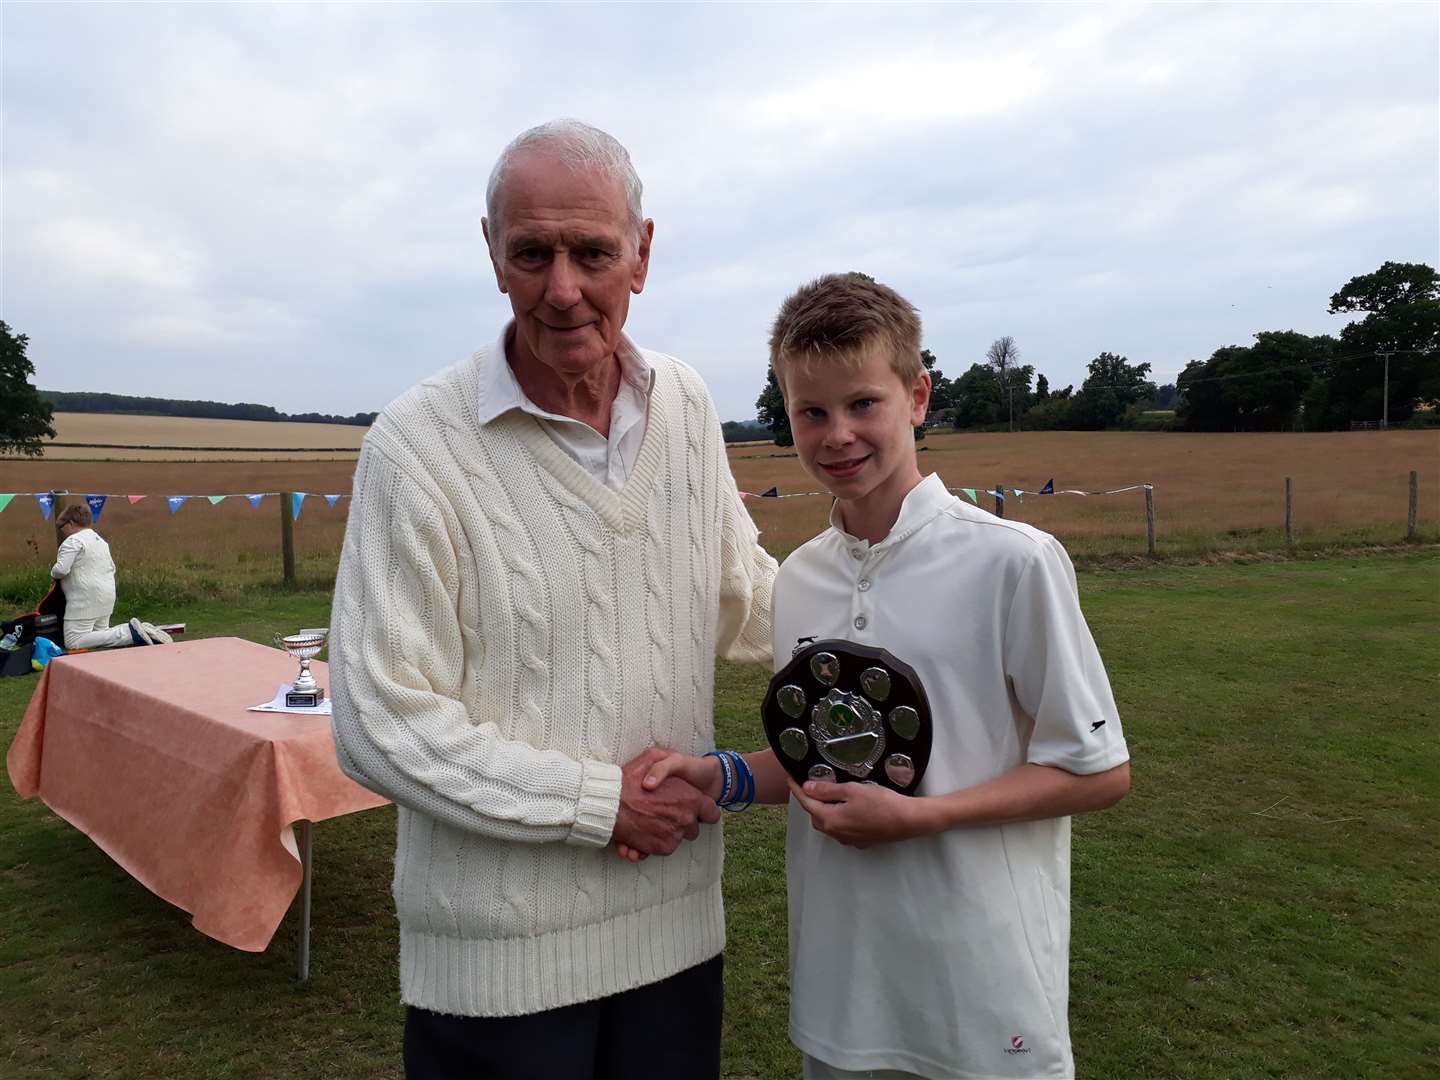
xmin=704 ymin=751 xmax=734 ymax=805
xmin=719 ymin=750 xmax=754 ymax=812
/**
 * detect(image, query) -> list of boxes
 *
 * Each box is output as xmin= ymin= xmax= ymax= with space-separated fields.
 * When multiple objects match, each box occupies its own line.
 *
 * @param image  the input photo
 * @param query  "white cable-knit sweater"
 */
xmin=330 ymin=344 xmax=776 ymax=1017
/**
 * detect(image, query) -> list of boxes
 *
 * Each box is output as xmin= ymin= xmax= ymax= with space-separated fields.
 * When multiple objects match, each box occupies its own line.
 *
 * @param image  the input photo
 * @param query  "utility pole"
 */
xmin=1380 ymin=352 xmax=1391 ymax=428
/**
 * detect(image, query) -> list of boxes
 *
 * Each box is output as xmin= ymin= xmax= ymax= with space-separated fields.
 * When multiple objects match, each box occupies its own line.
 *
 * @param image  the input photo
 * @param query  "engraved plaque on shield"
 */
xmin=762 ymin=640 xmax=932 ymax=796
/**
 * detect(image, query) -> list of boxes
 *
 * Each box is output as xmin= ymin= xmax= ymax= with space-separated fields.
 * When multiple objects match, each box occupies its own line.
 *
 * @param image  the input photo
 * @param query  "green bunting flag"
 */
xmin=962 ymin=488 xmax=977 ymax=504
xmin=0 ymin=494 xmax=13 ymax=513
xmin=208 ymin=495 xmax=226 ymax=505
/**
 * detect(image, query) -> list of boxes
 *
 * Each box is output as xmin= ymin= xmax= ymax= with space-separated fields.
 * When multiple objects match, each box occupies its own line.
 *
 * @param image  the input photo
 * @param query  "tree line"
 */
xmin=1 ymin=321 xmax=382 ymax=456
xmin=755 ymin=261 xmax=1438 ymax=442
xmin=38 ymin=389 xmax=378 ymax=428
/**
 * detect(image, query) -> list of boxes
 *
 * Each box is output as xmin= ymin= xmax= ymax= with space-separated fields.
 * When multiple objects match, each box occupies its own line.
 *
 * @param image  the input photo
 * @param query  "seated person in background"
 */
xmin=52 ymin=505 xmax=171 ymax=649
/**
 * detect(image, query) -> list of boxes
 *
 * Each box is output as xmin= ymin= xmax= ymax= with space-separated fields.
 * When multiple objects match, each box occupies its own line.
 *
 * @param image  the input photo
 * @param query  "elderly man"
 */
xmin=329 ymin=119 xmax=776 ymax=1079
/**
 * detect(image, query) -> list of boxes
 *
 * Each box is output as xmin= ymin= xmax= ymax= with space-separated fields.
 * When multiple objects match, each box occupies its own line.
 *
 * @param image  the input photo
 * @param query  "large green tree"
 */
xmin=1311 ymin=261 xmax=1440 ymax=428
xmin=1178 ymin=332 xmax=1335 ymax=432
xmin=951 ymin=361 xmax=1034 ymax=429
xmin=0 ymin=321 xmax=56 ymax=457
xmin=1068 ymin=352 xmax=1155 ymax=430
xmin=985 ymin=336 xmax=1022 ymax=431
xmin=922 ymin=348 xmax=954 ymax=412
xmin=755 ymin=367 xmax=793 ymax=446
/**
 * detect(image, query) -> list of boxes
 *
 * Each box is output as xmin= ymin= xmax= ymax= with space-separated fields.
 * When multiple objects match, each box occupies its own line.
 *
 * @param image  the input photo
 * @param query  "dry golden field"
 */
xmin=733 ymin=429 xmax=1439 ymax=555
xmin=43 ymin=413 xmax=365 ymax=461
xmin=0 ymin=429 xmax=1434 ymax=575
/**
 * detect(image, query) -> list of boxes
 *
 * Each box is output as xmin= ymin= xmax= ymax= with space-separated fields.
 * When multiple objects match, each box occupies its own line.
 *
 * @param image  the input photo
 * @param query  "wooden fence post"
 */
xmin=994 ymin=484 xmax=1005 ymax=519
xmin=1145 ymin=485 xmax=1156 ymax=557
xmin=1284 ymin=477 xmax=1294 ymax=546
xmin=280 ymin=492 xmax=296 ymax=585
xmin=1408 ymin=470 xmax=1418 ymax=541
xmin=51 ymin=491 xmax=67 ymax=547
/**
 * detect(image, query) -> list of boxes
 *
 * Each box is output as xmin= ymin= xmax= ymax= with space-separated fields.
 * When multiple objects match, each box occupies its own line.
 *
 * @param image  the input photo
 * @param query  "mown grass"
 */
xmin=2 ymin=551 xmax=1437 ymax=1078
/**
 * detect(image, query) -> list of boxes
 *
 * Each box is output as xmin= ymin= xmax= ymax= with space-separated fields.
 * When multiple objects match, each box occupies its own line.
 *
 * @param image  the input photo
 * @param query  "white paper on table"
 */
xmin=247 ymin=683 xmax=333 ymax=716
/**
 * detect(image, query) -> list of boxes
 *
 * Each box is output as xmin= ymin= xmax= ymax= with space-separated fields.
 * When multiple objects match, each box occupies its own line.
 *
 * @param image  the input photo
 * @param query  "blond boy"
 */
xmin=632 ymin=273 xmax=1131 ymax=1079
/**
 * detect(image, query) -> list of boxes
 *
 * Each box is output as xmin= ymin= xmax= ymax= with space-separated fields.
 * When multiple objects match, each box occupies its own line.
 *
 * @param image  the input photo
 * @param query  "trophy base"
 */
xmin=285 ymin=687 xmax=326 ymax=709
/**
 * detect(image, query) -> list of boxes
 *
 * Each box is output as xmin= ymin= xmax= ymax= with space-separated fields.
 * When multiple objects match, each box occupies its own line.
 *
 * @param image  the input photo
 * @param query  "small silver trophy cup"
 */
xmin=273 ymin=628 xmax=328 ymax=708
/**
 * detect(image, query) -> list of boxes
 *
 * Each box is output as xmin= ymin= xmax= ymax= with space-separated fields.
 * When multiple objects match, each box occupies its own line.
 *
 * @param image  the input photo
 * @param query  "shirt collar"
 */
xmin=477 ymin=321 xmax=655 ymax=428
xmin=828 ymin=473 xmax=954 ymax=549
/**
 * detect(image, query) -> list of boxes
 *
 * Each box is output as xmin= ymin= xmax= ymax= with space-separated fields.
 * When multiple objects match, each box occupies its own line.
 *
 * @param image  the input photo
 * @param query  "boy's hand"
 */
xmin=642 ymin=752 xmax=725 ymax=801
xmin=788 ymin=777 xmax=932 ymax=848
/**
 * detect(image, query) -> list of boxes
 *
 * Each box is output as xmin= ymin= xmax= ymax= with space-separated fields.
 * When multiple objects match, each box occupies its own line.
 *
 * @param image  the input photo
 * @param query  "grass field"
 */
xmin=2 ymin=551 xmax=1436 ymax=1079
xmin=1 ymin=429 xmax=1435 ymax=575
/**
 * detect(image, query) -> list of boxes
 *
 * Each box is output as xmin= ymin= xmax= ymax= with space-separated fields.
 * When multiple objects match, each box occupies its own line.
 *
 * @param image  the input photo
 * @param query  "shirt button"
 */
xmin=850 ymin=548 xmax=865 ymax=560
xmin=857 ymin=579 xmax=871 ymax=591
xmin=854 ymin=615 xmax=868 ymax=631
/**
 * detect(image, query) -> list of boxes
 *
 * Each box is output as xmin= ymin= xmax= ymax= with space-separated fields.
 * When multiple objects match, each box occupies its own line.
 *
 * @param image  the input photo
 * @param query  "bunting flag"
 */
xmin=291 ymin=492 xmax=306 ymax=521
xmin=993 ymin=489 xmax=1005 ymax=503
xmin=86 ymin=494 xmax=108 ymax=524
xmin=127 ymin=495 xmax=146 ymax=504
xmin=167 ymin=496 xmax=188 ymax=514
xmin=1039 ymin=479 xmax=1054 ymax=495
xmin=247 ymin=494 xmax=265 ymax=508
xmin=0 ymin=494 xmax=13 ymax=514
xmin=36 ymin=493 xmax=54 ymax=520
xmin=1012 ymin=489 xmax=1025 ymax=502
xmin=207 ymin=495 xmax=226 ymax=505
xmin=325 ymin=494 xmax=342 ymax=508
xmin=761 ymin=486 xmax=778 ymax=498
xmin=962 ymin=488 xmax=977 ymax=504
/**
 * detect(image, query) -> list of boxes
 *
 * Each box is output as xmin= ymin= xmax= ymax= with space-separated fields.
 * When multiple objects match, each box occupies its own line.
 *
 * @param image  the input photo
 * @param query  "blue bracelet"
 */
xmin=704 ymin=751 xmax=735 ymax=805
xmin=719 ymin=750 xmax=754 ymax=812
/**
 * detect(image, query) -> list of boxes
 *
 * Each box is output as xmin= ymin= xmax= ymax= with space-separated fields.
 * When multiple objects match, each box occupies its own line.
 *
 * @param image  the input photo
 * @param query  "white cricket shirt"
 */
xmin=476 ymin=323 xmax=653 ymax=490
xmin=774 ymin=474 xmax=1130 ymax=1080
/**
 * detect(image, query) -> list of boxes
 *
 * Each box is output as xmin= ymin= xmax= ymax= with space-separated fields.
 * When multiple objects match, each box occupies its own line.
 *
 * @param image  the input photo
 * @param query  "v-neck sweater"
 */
xmin=329 ymin=344 xmax=776 ymax=1017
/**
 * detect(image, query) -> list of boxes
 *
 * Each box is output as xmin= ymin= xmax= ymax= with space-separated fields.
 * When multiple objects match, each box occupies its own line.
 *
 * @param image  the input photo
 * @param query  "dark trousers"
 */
xmin=403 ymin=954 xmax=724 ymax=1080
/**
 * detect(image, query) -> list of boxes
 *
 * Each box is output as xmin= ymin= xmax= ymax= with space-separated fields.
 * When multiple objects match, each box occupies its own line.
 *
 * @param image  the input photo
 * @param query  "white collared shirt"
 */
xmin=476 ymin=324 xmax=654 ymax=491
xmin=774 ymin=473 xmax=1129 ymax=1079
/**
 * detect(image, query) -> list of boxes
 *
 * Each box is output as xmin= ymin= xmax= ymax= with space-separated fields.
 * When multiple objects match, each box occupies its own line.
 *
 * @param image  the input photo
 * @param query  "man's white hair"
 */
xmin=485 ymin=119 xmax=645 ymax=253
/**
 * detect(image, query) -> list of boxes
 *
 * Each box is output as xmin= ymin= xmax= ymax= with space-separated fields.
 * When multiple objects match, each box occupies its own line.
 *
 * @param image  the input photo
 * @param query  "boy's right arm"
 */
xmin=642 ymin=748 xmax=790 ymax=804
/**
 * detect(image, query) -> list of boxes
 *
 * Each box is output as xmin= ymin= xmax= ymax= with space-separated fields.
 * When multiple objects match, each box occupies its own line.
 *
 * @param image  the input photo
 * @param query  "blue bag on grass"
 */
xmin=30 ymin=636 xmax=64 ymax=670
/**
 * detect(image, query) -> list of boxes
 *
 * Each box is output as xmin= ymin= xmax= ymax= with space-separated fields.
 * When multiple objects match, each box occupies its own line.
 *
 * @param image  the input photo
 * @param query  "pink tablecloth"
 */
xmin=6 ymin=636 xmax=388 ymax=951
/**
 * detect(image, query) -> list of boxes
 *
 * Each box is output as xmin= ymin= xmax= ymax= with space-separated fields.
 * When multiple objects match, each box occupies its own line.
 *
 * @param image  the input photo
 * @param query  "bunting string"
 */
xmin=0 ymin=482 xmax=1153 ymax=520
xmin=741 ymin=483 xmax=1153 ymax=501
xmin=0 ymin=491 xmax=351 ymax=518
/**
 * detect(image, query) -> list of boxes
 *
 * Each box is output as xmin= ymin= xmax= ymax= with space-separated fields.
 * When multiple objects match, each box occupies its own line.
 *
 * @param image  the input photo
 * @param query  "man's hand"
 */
xmin=788 ymin=777 xmax=933 ymax=849
xmin=611 ymin=748 xmax=721 ymax=861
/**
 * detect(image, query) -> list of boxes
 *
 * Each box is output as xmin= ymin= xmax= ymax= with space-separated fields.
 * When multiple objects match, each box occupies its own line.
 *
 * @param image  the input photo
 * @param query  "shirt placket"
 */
xmin=846 ymin=540 xmax=875 ymax=639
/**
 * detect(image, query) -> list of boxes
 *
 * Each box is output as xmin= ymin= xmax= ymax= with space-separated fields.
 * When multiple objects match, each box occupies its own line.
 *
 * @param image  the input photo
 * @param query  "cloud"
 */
xmin=2 ymin=2 xmax=1435 ymax=417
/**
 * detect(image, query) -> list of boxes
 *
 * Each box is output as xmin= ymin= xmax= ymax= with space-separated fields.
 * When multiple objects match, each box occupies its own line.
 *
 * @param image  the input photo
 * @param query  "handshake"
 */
xmin=610 ymin=747 xmax=723 ymax=862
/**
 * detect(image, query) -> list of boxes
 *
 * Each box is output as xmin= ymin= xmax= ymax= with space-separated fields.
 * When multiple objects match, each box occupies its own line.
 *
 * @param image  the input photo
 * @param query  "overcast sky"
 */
xmin=4 ymin=2 xmax=1437 ymax=422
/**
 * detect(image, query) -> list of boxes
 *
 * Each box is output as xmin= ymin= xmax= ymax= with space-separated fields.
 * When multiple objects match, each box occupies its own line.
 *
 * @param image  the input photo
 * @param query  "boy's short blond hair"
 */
xmin=768 ymin=273 xmax=923 ymax=395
